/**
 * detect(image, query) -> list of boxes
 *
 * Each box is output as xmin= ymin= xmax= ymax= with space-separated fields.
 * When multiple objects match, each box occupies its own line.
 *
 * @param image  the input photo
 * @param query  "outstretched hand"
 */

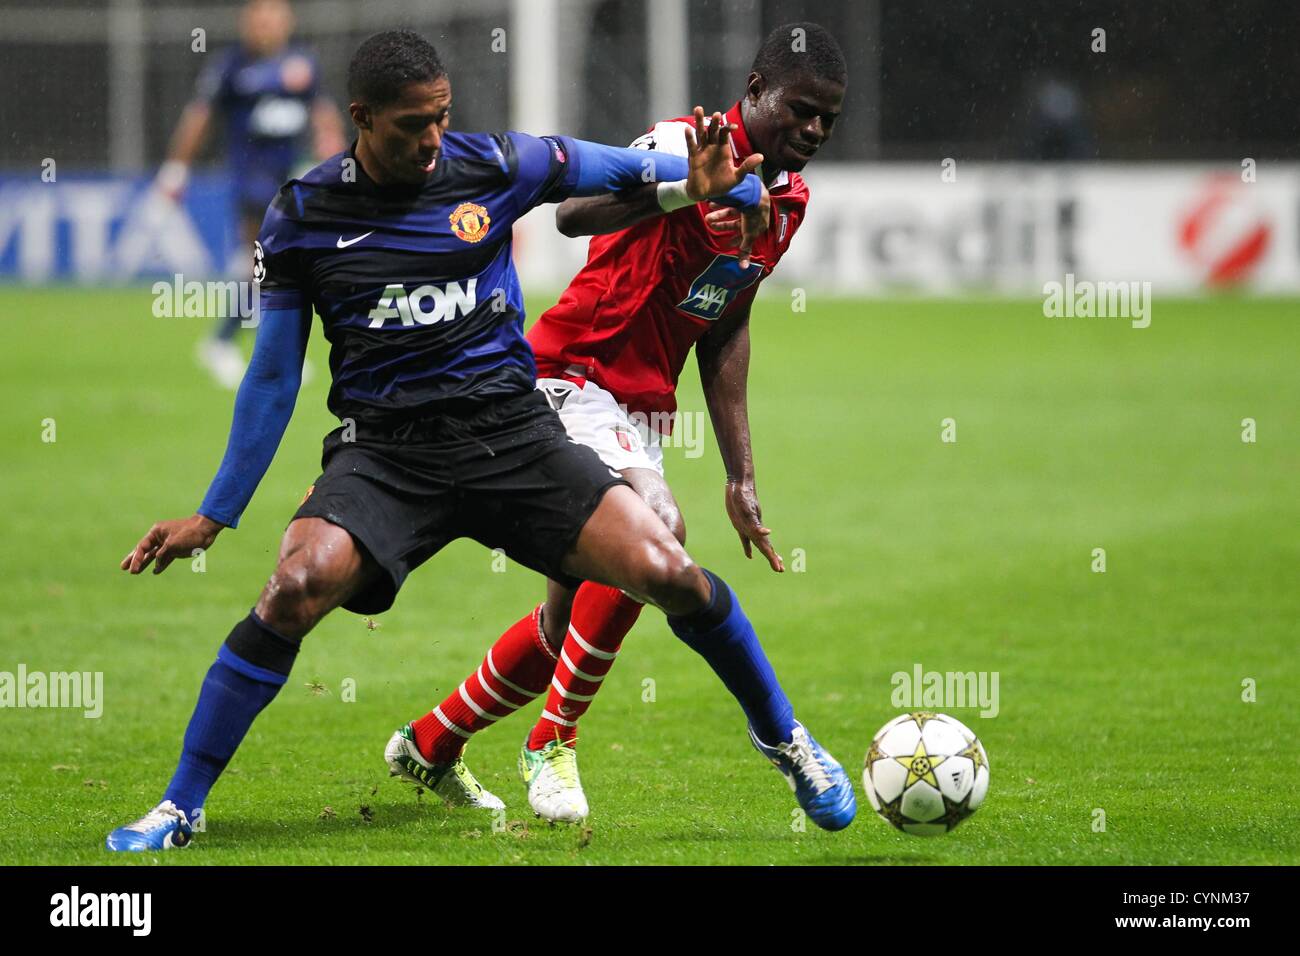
xmin=725 ymin=480 xmax=784 ymax=572
xmin=121 ymin=514 xmax=224 ymax=576
xmin=683 ymin=106 xmax=763 ymax=203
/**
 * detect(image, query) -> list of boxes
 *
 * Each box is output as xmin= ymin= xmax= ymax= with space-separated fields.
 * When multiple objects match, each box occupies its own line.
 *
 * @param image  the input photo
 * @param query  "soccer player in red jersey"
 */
xmin=395 ymin=22 xmax=847 ymax=821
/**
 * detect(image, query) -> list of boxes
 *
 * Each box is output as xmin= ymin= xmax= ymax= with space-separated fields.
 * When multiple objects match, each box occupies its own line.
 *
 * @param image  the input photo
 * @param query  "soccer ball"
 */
xmin=862 ymin=712 xmax=989 ymax=836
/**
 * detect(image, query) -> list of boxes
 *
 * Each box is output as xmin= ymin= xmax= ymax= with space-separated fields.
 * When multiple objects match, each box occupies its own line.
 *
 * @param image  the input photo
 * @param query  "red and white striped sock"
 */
xmin=526 ymin=582 xmax=644 ymax=750
xmin=412 ymin=604 xmax=558 ymax=765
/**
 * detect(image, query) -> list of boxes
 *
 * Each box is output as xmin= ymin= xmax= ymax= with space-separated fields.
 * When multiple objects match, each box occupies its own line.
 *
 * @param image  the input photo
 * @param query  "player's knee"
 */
xmin=257 ymin=553 xmax=337 ymax=637
xmin=651 ymin=501 xmax=686 ymax=545
xmin=257 ymin=564 xmax=312 ymax=636
xmin=633 ymin=537 xmax=701 ymax=611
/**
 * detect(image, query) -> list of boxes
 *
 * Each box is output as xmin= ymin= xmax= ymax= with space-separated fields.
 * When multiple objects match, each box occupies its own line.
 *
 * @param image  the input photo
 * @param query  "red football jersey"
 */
xmin=528 ymin=101 xmax=809 ymax=432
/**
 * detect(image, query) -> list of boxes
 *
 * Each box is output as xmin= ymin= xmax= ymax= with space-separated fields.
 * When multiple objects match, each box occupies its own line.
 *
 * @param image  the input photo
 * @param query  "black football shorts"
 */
xmin=292 ymin=390 xmax=629 ymax=615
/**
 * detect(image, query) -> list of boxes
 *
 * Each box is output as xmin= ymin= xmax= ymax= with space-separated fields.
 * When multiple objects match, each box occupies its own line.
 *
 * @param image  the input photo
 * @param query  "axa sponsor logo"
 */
xmin=682 ymin=283 xmax=730 ymax=317
xmin=368 ymin=280 xmax=477 ymax=328
xmin=676 ymin=254 xmax=762 ymax=320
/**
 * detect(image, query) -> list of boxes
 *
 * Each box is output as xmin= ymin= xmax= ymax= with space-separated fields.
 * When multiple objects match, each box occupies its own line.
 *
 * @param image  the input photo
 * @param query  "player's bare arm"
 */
xmin=155 ymin=100 xmax=213 ymax=200
xmin=165 ymin=101 xmax=213 ymax=167
xmin=554 ymin=182 xmax=660 ymax=237
xmin=697 ymin=303 xmax=783 ymax=572
xmin=556 ymin=106 xmax=763 ymax=239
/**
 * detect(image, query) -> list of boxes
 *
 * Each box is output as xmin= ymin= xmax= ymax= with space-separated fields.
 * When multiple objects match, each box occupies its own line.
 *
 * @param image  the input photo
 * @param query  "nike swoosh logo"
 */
xmin=336 ymin=231 xmax=374 ymax=248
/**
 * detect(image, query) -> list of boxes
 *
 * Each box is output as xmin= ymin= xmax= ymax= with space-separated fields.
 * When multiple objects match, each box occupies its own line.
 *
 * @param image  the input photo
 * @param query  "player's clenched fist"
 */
xmin=121 ymin=514 xmax=224 ymax=575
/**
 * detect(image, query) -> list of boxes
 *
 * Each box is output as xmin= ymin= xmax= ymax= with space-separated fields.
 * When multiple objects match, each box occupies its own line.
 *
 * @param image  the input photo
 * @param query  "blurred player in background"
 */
xmin=400 ymin=22 xmax=847 ymax=824
xmin=155 ymin=0 xmax=345 ymax=387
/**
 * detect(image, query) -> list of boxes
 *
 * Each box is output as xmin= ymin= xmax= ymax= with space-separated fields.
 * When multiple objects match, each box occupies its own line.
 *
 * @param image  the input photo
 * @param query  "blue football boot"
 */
xmin=105 ymin=800 xmax=195 ymax=851
xmin=749 ymin=722 xmax=857 ymax=831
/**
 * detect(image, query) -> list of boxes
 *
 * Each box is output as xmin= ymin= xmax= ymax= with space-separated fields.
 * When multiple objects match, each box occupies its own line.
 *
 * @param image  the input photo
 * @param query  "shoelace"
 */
xmin=125 ymin=802 xmax=182 ymax=834
xmin=781 ymin=736 xmax=834 ymax=795
xmin=540 ymin=744 xmax=581 ymax=791
xmin=450 ymin=760 xmax=483 ymax=795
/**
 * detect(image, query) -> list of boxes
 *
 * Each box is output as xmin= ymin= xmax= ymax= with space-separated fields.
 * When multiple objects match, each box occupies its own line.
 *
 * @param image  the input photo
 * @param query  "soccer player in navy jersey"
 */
xmin=107 ymin=30 xmax=853 ymax=851
xmin=155 ymin=0 xmax=345 ymax=388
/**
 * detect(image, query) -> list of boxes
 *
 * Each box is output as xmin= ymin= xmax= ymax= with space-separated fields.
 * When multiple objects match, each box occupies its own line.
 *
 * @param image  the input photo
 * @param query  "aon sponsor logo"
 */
xmin=368 ymin=280 xmax=477 ymax=328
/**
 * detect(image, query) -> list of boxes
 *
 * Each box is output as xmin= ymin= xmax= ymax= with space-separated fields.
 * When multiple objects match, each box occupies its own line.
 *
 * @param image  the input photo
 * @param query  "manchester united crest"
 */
xmin=449 ymin=202 xmax=491 ymax=243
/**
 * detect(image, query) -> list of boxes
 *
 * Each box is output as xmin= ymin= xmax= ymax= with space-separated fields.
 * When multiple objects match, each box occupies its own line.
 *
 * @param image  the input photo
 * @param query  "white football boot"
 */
xmin=385 ymin=724 xmax=504 ymax=810
xmin=518 ymin=737 xmax=588 ymax=823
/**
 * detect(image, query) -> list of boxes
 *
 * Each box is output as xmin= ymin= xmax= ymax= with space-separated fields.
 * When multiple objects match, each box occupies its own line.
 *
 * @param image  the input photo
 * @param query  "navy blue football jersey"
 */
xmin=255 ymin=131 xmax=579 ymax=426
xmin=195 ymin=45 xmax=322 ymax=208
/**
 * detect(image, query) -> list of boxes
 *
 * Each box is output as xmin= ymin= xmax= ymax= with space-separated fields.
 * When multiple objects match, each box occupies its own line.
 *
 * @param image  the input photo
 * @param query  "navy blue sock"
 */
xmin=666 ymin=569 xmax=796 ymax=745
xmin=161 ymin=612 xmax=300 ymax=820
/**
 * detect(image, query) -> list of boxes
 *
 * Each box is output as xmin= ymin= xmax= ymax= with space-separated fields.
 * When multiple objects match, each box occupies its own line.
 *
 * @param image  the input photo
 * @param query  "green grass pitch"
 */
xmin=1 ymin=286 xmax=1296 ymax=865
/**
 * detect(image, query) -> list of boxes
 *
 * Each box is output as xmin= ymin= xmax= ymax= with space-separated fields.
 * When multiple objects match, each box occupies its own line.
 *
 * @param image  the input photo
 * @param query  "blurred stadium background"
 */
xmin=2 ymin=0 xmax=1299 ymax=292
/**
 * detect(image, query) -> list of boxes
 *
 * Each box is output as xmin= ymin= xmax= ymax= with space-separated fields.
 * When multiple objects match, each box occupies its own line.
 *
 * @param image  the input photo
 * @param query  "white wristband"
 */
xmin=156 ymin=160 xmax=190 ymax=193
xmin=656 ymin=179 xmax=695 ymax=212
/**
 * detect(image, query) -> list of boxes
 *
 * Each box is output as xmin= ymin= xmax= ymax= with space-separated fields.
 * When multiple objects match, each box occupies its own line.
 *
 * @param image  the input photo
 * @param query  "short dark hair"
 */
xmin=751 ymin=22 xmax=847 ymax=87
xmin=347 ymin=30 xmax=446 ymax=107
